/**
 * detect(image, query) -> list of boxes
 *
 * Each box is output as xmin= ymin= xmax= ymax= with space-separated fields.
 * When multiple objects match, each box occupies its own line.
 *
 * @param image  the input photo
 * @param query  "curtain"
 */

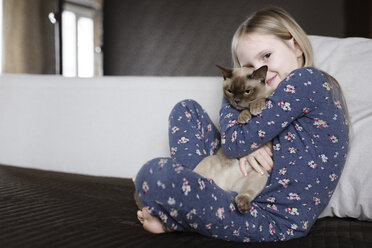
xmin=3 ymin=0 xmax=57 ymax=74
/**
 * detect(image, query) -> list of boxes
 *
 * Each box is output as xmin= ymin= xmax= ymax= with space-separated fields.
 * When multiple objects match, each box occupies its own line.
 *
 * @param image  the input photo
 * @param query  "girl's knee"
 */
xmin=170 ymin=99 xmax=202 ymax=117
xmin=175 ymin=99 xmax=201 ymax=108
xmin=135 ymin=158 xmax=174 ymax=187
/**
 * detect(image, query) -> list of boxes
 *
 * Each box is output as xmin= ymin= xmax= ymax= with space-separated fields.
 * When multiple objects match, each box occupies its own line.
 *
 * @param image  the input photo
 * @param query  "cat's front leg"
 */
xmin=237 ymin=109 xmax=251 ymax=124
xmin=250 ymin=98 xmax=266 ymax=116
xmin=235 ymin=194 xmax=252 ymax=213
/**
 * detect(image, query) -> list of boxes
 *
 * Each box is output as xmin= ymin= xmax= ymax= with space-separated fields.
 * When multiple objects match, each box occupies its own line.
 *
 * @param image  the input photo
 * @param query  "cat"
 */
xmin=193 ymin=65 xmax=274 ymax=213
xmin=218 ymin=65 xmax=274 ymax=124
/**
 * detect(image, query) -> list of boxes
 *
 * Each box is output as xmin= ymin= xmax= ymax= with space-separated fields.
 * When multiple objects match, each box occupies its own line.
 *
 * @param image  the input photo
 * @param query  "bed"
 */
xmin=1 ymin=164 xmax=371 ymax=248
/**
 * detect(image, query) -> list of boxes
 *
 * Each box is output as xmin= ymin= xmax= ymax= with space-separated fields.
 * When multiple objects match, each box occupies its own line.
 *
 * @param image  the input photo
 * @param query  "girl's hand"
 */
xmin=239 ymin=141 xmax=273 ymax=176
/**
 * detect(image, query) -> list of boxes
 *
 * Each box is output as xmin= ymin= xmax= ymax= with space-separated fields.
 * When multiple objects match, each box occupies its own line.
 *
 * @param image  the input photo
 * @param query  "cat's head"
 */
xmin=217 ymin=65 xmax=270 ymax=110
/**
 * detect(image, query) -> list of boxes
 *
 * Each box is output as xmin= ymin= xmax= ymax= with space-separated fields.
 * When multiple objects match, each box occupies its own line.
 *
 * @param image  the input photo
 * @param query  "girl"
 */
xmin=134 ymin=7 xmax=349 ymax=242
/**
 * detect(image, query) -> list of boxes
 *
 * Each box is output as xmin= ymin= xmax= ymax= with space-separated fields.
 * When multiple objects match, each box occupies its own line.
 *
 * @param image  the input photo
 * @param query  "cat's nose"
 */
xmin=234 ymin=98 xmax=240 ymax=104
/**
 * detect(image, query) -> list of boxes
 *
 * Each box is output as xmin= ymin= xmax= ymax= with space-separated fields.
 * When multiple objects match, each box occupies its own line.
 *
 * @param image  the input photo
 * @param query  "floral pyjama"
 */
xmin=135 ymin=67 xmax=349 ymax=242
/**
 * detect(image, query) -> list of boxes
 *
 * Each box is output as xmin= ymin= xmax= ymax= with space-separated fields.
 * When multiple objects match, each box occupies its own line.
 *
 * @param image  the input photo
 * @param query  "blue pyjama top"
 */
xmin=219 ymin=67 xmax=349 ymax=240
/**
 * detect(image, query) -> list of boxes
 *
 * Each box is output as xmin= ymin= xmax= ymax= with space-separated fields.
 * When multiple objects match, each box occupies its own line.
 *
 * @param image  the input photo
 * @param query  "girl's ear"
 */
xmin=291 ymin=38 xmax=304 ymax=58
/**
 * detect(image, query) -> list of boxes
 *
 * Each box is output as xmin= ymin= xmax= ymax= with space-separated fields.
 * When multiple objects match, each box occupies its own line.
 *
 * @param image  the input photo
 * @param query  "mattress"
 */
xmin=0 ymin=164 xmax=371 ymax=248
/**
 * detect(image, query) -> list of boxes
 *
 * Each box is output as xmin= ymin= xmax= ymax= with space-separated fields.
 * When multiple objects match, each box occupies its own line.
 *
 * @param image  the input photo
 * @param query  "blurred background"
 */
xmin=1 ymin=0 xmax=371 ymax=77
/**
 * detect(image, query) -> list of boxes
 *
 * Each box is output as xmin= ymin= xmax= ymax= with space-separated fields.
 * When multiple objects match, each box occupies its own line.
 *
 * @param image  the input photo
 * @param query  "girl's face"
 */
xmin=236 ymin=32 xmax=304 ymax=90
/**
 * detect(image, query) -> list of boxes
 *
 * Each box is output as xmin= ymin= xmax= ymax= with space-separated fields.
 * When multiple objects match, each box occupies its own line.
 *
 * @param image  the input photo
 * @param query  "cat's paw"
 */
xmin=250 ymin=99 xmax=266 ymax=116
xmin=235 ymin=194 xmax=251 ymax=213
xmin=237 ymin=110 xmax=251 ymax=124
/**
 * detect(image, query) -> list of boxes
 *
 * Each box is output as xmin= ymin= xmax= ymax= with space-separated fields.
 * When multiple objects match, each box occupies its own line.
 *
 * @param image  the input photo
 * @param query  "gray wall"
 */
xmin=103 ymin=0 xmax=351 ymax=76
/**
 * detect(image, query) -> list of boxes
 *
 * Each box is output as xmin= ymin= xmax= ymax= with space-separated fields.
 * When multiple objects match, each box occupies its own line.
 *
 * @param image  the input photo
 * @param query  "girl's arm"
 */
xmin=219 ymin=67 xmax=325 ymax=158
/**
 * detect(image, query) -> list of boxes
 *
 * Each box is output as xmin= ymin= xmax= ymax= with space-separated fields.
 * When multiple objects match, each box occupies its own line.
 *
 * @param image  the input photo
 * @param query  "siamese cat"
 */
xmin=218 ymin=65 xmax=274 ymax=124
xmin=193 ymin=65 xmax=273 ymax=213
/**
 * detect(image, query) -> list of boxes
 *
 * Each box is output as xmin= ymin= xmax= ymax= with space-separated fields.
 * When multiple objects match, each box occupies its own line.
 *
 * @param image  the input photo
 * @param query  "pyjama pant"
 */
xmin=135 ymin=100 xmax=271 ymax=242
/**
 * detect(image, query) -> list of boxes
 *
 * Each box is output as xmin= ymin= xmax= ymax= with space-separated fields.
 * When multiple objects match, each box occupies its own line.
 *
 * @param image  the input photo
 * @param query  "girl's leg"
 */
xmin=135 ymin=157 xmax=189 ymax=232
xmin=135 ymin=156 xmax=265 ymax=242
xmin=168 ymin=99 xmax=220 ymax=169
xmin=135 ymin=99 xmax=274 ymax=241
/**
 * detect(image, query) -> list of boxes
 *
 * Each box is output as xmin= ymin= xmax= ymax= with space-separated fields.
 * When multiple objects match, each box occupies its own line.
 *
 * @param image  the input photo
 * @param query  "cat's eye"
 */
xmin=244 ymin=90 xmax=251 ymax=95
xmin=263 ymin=53 xmax=271 ymax=60
xmin=226 ymin=89 xmax=232 ymax=94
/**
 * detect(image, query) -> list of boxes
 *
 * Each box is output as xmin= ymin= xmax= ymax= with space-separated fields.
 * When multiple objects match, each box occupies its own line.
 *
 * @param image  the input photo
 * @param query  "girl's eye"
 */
xmin=263 ymin=53 xmax=271 ymax=60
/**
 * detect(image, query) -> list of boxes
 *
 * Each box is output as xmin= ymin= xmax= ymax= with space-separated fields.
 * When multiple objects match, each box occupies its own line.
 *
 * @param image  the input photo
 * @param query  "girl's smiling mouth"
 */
xmin=266 ymin=75 xmax=277 ymax=86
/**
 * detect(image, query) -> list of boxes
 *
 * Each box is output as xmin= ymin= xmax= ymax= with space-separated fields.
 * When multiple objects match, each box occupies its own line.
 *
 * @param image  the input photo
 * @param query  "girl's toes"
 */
xmin=137 ymin=210 xmax=144 ymax=223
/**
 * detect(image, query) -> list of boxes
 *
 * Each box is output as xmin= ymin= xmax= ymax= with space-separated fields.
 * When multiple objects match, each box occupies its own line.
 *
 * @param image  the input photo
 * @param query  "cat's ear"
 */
xmin=252 ymin=65 xmax=268 ymax=83
xmin=216 ymin=65 xmax=233 ymax=80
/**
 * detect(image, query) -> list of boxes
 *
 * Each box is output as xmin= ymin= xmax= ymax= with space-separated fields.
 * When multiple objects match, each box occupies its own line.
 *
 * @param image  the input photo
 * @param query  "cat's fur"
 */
xmin=193 ymin=66 xmax=274 ymax=213
xmin=193 ymin=148 xmax=268 ymax=213
xmin=218 ymin=65 xmax=274 ymax=124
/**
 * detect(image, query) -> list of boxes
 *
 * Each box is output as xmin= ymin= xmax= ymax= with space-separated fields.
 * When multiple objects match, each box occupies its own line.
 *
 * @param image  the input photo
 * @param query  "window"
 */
xmin=77 ymin=17 xmax=94 ymax=77
xmin=62 ymin=2 xmax=102 ymax=77
xmin=62 ymin=11 xmax=77 ymax=77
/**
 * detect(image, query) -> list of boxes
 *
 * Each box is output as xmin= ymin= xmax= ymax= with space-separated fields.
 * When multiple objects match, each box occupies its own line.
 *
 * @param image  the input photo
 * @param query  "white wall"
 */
xmin=0 ymin=74 xmax=222 ymax=178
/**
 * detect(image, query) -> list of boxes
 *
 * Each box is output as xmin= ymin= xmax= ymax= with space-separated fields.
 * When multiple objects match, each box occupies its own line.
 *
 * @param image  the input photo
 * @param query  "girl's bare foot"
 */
xmin=137 ymin=208 xmax=167 ymax=234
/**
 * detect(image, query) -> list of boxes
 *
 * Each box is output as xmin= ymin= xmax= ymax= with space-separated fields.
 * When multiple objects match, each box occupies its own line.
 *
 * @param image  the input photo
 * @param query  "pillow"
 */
xmin=309 ymin=35 xmax=372 ymax=220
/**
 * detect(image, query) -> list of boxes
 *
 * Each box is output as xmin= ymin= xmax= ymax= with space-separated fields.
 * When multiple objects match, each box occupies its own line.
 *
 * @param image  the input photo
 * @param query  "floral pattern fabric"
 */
xmin=135 ymin=67 xmax=349 ymax=242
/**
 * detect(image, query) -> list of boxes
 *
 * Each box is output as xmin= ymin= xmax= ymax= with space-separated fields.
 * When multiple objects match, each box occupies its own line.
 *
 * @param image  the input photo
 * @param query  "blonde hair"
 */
xmin=231 ymin=6 xmax=313 ymax=68
xmin=232 ymin=6 xmax=350 ymax=134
